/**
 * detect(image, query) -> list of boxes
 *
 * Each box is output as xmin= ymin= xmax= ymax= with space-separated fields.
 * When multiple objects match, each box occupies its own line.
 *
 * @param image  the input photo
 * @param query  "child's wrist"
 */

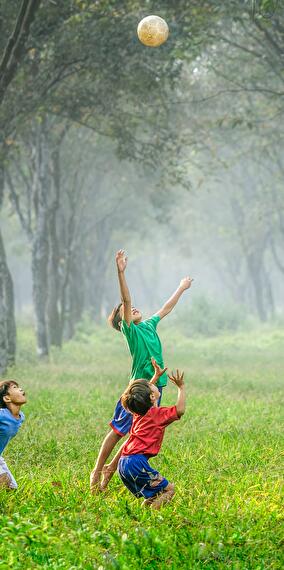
xmin=152 ymin=374 xmax=162 ymax=383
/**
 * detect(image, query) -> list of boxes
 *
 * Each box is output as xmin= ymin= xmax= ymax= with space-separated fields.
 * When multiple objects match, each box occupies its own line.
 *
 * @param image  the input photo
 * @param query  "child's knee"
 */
xmin=0 ymin=472 xmax=13 ymax=489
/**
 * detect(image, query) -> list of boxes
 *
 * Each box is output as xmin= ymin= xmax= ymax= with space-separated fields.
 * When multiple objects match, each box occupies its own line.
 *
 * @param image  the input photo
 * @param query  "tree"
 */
xmin=1 ymin=0 xmax=212 ymax=355
xmin=0 ymin=0 xmax=43 ymax=371
xmin=0 ymin=164 xmax=16 ymax=373
xmin=0 ymin=0 xmax=42 ymax=105
xmin=1 ymin=0 xmax=284 ymax=360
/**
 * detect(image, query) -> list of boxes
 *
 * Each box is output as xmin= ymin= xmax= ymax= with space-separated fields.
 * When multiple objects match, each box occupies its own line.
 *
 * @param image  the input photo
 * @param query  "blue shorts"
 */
xmin=118 ymin=454 xmax=169 ymax=499
xmin=110 ymin=386 xmax=163 ymax=437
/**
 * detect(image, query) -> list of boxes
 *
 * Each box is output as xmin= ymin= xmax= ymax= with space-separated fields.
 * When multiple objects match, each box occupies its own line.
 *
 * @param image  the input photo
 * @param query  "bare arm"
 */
xmin=155 ymin=277 xmax=193 ymax=320
xmin=149 ymin=357 xmax=167 ymax=384
xmin=168 ymin=370 xmax=186 ymax=417
xmin=116 ymin=250 xmax=132 ymax=326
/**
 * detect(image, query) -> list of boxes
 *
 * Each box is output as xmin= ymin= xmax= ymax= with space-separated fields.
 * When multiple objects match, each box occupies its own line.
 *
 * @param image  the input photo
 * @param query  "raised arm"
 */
xmin=155 ymin=277 xmax=193 ymax=320
xmin=168 ymin=370 xmax=186 ymax=417
xmin=116 ymin=250 xmax=132 ymax=326
xmin=149 ymin=357 xmax=167 ymax=384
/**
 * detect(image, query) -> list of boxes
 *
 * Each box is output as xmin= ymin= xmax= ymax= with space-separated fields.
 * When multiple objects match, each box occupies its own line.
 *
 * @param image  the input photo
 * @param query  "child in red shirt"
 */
xmin=118 ymin=361 xmax=185 ymax=510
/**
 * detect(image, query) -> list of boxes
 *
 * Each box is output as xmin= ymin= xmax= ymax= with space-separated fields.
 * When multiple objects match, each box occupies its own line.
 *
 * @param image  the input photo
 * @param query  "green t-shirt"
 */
xmin=121 ymin=315 xmax=167 ymax=387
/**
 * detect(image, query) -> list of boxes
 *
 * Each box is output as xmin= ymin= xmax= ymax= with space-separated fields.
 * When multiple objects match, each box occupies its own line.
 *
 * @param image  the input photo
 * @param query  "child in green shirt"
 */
xmin=90 ymin=250 xmax=193 ymax=492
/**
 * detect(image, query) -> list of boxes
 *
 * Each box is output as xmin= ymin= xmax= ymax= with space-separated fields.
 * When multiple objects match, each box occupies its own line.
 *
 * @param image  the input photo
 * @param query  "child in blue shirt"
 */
xmin=0 ymin=379 xmax=26 ymax=490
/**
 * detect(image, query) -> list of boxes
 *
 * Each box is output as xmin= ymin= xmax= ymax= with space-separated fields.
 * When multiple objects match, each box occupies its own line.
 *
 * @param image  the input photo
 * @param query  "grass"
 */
xmin=0 ymin=324 xmax=283 ymax=569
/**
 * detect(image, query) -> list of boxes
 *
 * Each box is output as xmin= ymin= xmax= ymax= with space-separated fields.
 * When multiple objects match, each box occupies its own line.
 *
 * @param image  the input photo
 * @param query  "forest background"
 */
xmin=0 ymin=0 xmax=283 ymax=369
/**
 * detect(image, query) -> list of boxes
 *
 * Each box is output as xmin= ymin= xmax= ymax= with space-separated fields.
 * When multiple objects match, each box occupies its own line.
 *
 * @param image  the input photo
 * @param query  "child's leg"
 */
xmin=0 ymin=472 xmax=11 ymax=489
xmin=118 ymin=454 xmax=172 ymax=508
xmin=100 ymin=438 xmax=128 ymax=490
xmin=145 ymin=482 xmax=175 ymax=510
xmin=90 ymin=430 xmax=122 ymax=492
xmin=90 ymin=398 xmax=133 ymax=492
xmin=0 ymin=456 xmax=18 ymax=490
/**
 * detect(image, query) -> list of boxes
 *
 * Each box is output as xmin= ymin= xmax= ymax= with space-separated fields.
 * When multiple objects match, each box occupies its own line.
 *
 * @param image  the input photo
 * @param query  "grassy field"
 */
xmin=0 ymin=325 xmax=283 ymax=569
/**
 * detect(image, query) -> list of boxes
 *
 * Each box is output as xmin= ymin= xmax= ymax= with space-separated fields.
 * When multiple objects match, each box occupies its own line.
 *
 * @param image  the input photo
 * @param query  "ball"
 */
xmin=137 ymin=15 xmax=169 ymax=48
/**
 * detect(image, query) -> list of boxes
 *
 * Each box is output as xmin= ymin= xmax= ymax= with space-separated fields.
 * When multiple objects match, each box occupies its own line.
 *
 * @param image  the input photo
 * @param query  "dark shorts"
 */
xmin=118 ymin=454 xmax=169 ymax=499
xmin=110 ymin=387 xmax=163 ymax=437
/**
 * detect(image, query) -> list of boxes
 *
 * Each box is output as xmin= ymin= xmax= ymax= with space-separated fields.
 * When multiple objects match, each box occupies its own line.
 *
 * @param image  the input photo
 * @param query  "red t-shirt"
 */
xmin=121 ymin=405 xmax=180 ymax=457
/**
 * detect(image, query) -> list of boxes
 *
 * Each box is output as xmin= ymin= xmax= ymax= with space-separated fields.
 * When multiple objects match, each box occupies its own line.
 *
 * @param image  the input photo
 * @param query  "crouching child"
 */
xmin=118 ymin=361 xmax=185 ymax=510
xmin=0 ymin=380 xmax=26 ymax=490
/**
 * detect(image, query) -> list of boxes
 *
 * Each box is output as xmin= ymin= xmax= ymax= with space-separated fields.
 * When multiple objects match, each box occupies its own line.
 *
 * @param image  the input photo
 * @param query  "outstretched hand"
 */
xmin=179 ymin=276 xmax=193 ymax=291
xmin=116 ymin=249 xmax=127 ymax=273
xmin=168 ymin=369 xmax=185 ymax=388
xmin=150 ymin=357 xmax=167 ymax=384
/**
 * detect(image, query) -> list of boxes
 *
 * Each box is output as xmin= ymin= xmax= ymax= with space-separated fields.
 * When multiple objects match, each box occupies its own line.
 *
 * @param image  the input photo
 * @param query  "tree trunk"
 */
xmin=62 ymin=255 xmax=84 ymax=341
xmin=47 ymin=221 xmax=62 ymax=346
xmin=0 ymin=230 xmax=8 ymax=375
xmin=246 ymin=253 xmax=267 ymax=322
xmin=31 ymin=122 xmax=49 ymax=358
xmin=32 ymin=213 xmax=49 ymax=357
xmin=62 ymin=280 xmax=74 ymax=341
xmin=47 ymin=147 xmax=61 ymax=347
xmin=4 ymin=264 xmax=16 ymax=366
xmin=70 ymin=255 xmax=84 ymax=326
xmin=89 ymin=219 xmax=111 ymax=322
xmin=0 ymin=229 xmax=16 ymax=373
xmin=0 ymin=161 xmax=7 ymax=374
xmin=32 ymin=217 xmax=48 ymax=357
xmin=0 ymin=159 xmax=16 ymax=373
xmin=230 ymin=195 xmax=270 ymax=321
xmin=264 ymin=268 xmax=275 ymax=319
xmin=0 ymin=0 xmax=42 ymax=105
xmin=58 ymin=175 xmax=84 ymax=341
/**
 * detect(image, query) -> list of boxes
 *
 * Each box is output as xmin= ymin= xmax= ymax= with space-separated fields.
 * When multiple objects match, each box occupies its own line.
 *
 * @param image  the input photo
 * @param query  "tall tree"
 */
xmin=0 ymin=0 xmax=42 ymax=370
xmin=0 ymin=162 xmax=16 ymax=373
xmin=0 ymin=0 xmax=42 ymax=105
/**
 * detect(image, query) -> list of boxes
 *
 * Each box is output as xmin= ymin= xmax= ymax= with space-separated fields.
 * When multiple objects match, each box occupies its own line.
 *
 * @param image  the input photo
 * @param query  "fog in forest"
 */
xmin=1 ymin=0 xmax=283 ymax=364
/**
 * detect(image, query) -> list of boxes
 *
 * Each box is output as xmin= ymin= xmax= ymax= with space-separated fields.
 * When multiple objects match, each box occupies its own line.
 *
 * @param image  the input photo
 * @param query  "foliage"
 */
xmin=0 ymin=1 xmax=214 ymax=159
xmin=1 ymin=0 xmax=283 ymax=361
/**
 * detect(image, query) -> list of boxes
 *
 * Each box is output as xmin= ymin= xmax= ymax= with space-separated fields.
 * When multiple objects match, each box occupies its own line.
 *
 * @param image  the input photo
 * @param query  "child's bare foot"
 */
xmin=142 ymin=497 xmax=155 ymax=507
xmin=150 ymin=483 xmax=175 ymax=510
xmin=100 ymin=464 xmax=115 ymax=491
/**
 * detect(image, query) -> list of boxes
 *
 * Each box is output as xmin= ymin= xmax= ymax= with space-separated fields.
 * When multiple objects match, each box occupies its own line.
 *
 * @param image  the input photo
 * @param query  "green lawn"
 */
xmin=0 ymin=325 xmax=283 ymax=569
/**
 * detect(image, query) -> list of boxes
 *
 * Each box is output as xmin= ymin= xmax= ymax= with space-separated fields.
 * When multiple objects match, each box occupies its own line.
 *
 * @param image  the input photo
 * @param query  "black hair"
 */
xmin=0 ymin=380 xmax=19 ymax=408
xmin=121 ymin=379 xmax=152 ymax=416
xmin=108 ymin=303 xmax=123 ymax=332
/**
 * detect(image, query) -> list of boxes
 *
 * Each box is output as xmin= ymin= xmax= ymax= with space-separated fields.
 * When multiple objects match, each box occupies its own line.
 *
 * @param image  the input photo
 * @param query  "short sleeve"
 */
xmin=155 ymin=406 xmax=179 ymax=427
xmin=120 ymin=320 xmax=137 ymax=350
xmin=120 ymin=319 xmax=132 ymax=338
xmin=144 ymin=315 xmax=161 ymax=329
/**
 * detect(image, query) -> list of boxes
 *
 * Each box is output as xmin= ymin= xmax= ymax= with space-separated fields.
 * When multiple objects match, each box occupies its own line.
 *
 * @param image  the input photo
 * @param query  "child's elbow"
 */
xmin=177 ymin=408 xmax=185 ymax=418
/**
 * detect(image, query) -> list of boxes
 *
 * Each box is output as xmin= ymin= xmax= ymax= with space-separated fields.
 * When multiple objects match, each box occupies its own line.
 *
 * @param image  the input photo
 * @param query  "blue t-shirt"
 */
xmin=0 ymin=408 xmax=25 ymax=455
